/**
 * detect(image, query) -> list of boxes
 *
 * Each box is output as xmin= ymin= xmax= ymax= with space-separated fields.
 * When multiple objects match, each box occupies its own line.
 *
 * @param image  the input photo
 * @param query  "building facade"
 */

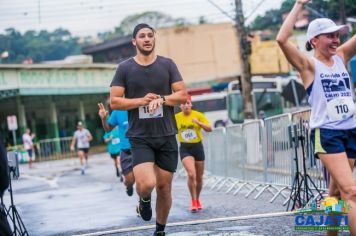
xmin=0 ymin=64 xmax=115 ymax=145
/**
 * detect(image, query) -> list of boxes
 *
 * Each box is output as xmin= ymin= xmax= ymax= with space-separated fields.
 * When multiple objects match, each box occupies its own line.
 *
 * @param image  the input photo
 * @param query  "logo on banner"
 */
xmin=294 ymin=197 xmax=351 ymax=231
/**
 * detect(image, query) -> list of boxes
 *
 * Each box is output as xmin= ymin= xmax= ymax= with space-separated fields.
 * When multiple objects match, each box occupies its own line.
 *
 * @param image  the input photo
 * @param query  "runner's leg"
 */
xmin=195 ymin=160 xmax=204 ymax=200
xmin=327 ymin=159 xmax=355 ymax=236
xmin=134 ymin=162 xmax=156 ymax=198
xmin=319 ymin=153 xmax=356 ymax=235
xmin=154 ymin=165 xmax=174 ymax=225
xmin=182 ymin=156 xmax=197 ymax=200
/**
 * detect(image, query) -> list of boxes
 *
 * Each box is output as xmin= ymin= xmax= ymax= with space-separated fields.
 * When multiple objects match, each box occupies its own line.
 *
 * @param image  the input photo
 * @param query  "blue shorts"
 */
xmin=310 ymin=127 xmax=356 ymax=158
xmin=120 ymin=149 xmax=133 ymax=176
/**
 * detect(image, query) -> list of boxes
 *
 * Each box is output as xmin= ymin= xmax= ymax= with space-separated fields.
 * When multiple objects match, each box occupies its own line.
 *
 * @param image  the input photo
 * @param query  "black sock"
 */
xmin=156 ymin=221 xmax=165 ymax=232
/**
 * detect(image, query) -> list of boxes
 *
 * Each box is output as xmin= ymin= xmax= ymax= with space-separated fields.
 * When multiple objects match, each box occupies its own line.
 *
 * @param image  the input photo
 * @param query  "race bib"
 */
xmin=112 ymin=138 xmax=120 ymax=145
xmin=138 ymin=106 xmax=163 ymax=119
xmin=181 ymin=129 xmax=197 ymax=141
xmin=326 ymin=97 xmax=356 ymax=122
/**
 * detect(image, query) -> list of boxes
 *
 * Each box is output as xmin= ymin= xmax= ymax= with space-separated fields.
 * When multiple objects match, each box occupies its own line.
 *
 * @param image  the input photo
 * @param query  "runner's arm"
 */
xmin=87 ymin=132 xmax=93 ymax=142
xmin=163 ymin=81 xmax=188 ymax=106
xmin=337 ymin=34 xmax=356 ymax=64
xmin=194 ymin=119 xmax=212 ymax=132
xmin=70 ymin=136 xmax=76 ymax=150
xmin=98 ymin=103 xmax=113 ymax=132
xmin=148 ymin=81 xmax=187 ymax=113
xmin=276 ymin=0 xmax=314 ymax=86
xmin=110 ymin=86 xmax=159 ymax=110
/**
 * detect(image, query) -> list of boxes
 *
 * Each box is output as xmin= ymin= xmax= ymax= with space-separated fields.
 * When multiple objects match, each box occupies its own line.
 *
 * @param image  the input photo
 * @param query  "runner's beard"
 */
xmin=137 ymin=43 xmax=155 ymax=56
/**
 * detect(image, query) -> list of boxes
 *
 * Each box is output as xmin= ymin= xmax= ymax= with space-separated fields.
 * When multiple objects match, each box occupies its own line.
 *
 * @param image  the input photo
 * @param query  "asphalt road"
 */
xmin=2 ymin=153 xmax=350 ymax=236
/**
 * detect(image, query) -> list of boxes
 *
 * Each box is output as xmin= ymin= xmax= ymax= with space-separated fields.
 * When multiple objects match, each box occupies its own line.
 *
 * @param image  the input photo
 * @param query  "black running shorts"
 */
xmin=110 ymin=152 xmax=120 ymax=159
xmin=179 ymin=142 xmax=205 ymax=161
xmin=120 ymin=149 xmax=133 ymax=176
xmin=78 ymin=148 xmax=89 ymax=154
xmin=129 ymin=135 xmax=178 ymax=173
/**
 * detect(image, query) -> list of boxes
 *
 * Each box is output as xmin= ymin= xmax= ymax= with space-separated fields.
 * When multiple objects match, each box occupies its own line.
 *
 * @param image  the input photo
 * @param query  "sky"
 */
xmin=0 ymin=0 xmax=285 ymax=37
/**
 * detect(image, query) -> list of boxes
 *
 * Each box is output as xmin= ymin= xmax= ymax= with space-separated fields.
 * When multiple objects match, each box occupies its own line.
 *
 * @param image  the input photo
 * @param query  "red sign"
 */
xmin=7 ymin=115 xmax=18 ymax=131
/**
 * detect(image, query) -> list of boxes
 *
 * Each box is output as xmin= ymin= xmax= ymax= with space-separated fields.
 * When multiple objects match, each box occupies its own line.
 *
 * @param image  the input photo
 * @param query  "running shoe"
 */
xmin=153 ymin=230 xmax=165 ymax=236
xmin=190 ymin=200 xmax=198 ymax=212
xmin=136 ymin=197 xmax=152 ymax=221
xmin=197 ymin=199 xmax=202 ymax=210
xmin=81 ymin=167 xmax=85 ymax=175
xmin=126 ymin=185 xmax=134 ymax=197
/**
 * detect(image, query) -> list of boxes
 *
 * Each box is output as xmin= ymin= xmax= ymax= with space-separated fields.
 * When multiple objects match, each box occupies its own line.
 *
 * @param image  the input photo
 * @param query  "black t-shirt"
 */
xmin=110 ymin=56 xmax=183 ymax=138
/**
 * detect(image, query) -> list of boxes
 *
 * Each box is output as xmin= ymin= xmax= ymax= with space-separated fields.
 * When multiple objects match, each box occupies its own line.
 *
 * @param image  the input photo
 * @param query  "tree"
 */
xmin=250 ymin=0 xmax=356 ymax=31
xmin=0 ymin=28 xmax=81 ymax=63
xmin=97 ymin=11 xmax=189 ymax=41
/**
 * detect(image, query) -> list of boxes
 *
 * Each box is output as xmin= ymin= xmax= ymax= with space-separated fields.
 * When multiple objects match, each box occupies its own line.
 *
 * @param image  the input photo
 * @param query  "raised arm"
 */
xmin=276 ymin=0 xmax=314 ymax=86
xmin=337 ymin=34 xmax=356 ymax=64
xmin=98 ymin=103 xmax=113 ymax=132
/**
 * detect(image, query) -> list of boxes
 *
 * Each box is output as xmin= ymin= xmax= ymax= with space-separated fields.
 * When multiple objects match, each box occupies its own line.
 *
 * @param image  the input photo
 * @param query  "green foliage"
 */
xmin=97 ymin=11 xmax=189 ymax=41
xmin=250 ymin=0 xmax=356 ymax=31
xmin=0 ymin=28 xmax=81 ymax=63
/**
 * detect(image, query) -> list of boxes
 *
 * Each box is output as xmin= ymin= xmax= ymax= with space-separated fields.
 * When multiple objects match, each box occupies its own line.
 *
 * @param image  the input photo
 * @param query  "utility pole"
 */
xmin=339 ymin=0 xmax=346 ymax=24
xmin=234 ymin=0 xmax=254 ymax=119
xmin=38 ymin=0 xmax=41 ymax=24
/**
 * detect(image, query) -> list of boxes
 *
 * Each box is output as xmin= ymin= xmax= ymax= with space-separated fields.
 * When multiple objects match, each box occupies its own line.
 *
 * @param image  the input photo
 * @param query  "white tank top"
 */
xmin=308 ymin=55 xmax=356 ymax=130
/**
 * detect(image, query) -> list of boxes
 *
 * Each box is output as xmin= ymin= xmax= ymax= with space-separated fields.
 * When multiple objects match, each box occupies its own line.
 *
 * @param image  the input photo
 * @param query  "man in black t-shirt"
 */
xmin=110 ymin=23 xmax=187 ymax=236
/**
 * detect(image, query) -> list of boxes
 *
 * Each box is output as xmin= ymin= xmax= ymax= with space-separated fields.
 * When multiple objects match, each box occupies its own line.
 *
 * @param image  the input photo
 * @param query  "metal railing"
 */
xmin=8 ymin=137 xmax=106 ymax=163
xmin=196 ymin=108 xmax=327 ymax=204
xmin=36 ymin=137 xmax=77 ymax=162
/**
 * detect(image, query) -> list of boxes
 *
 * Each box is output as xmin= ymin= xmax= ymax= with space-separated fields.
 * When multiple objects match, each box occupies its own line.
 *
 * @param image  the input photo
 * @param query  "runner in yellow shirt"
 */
xmin=175 ymin=96 xmax=212 ymax=212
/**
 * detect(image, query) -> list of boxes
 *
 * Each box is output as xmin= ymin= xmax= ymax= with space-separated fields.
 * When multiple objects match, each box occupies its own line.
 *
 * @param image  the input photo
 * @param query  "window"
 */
xmin=192 ymin=97 xmax=226 ymax=113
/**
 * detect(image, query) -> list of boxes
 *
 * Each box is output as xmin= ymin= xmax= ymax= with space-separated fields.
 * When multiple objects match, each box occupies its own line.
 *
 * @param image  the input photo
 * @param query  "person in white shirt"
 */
xmin=70 ymin=122 xmax=93 ymax=175
xmin=22 ymin=128 xmax=35 ymax=168
xmin=277 ymin=0 xmax=356 ymax=233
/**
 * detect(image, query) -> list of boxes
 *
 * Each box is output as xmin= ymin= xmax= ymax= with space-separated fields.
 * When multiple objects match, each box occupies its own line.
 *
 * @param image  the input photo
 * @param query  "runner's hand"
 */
xmin=192 ymin=118 xmax=200 ymax=125
xmin=70 ymin=145 xmax=75 ymax=151
xmin=141 ymin=93 xmax=160 ymax=106
xmin=148 ymin=98 xmax=163 ymax=114
xmin=98 ymin=103 xmax=108 ymax=119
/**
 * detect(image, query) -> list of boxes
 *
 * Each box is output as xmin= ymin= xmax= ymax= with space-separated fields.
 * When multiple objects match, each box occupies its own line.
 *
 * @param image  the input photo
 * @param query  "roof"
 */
xmin=0 ymin=63 xmax=117 ymax=69
xmin=82 ymin=35 xmax=132 ymax=54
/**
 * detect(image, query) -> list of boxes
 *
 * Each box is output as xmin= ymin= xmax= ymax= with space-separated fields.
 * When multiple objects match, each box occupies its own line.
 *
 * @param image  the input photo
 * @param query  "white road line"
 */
xmin=21 ymin=174 xmax=59 ymax=188
xmin=72 ymin=211 xmax=294 ymax=236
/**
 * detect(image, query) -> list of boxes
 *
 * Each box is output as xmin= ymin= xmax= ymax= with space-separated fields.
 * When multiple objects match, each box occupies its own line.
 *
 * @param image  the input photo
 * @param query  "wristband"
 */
xmin=160 ymin=95 xmax=166 ymax=104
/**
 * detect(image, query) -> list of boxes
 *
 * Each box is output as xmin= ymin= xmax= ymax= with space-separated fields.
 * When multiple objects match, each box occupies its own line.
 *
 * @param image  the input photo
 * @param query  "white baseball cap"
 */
xmin=307 ymin=18 xmax=349 ymax=42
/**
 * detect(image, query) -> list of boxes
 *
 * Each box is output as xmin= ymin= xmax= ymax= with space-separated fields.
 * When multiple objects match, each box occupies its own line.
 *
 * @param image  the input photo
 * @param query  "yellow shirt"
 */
xmin=175 ymin=110 xmax=210 ymax=143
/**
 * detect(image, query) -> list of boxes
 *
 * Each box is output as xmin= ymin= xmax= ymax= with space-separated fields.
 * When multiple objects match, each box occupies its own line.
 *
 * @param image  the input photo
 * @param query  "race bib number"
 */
xmin=181 ymin=129 xmax=197 ymax=141
xmin=112 ymin=138 xmax=120 ymax=145
xmin=138 ymin=106 xmax=163 ymax=119
xmin=326 ymin=97 xmax=356 ymax=122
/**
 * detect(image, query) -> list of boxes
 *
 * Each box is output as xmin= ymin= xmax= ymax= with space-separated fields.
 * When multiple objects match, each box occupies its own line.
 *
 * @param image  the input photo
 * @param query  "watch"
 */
xmin=160 ymin=95 xmax=166 ymax=104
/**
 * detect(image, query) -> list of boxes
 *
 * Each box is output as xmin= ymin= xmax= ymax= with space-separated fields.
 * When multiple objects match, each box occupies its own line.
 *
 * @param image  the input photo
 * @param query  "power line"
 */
xmin=0 ymin=11 xmax=235 ymax=35
xmin=206 ymin=0 xmax=235 ymax=20
xmin=0 ymin=0 xmax=233 ymax=21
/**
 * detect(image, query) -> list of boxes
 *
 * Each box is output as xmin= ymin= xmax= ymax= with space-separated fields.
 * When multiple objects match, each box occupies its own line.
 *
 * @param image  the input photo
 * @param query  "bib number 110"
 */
xmin=335 ymin=104 xmax=349 ymax=114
